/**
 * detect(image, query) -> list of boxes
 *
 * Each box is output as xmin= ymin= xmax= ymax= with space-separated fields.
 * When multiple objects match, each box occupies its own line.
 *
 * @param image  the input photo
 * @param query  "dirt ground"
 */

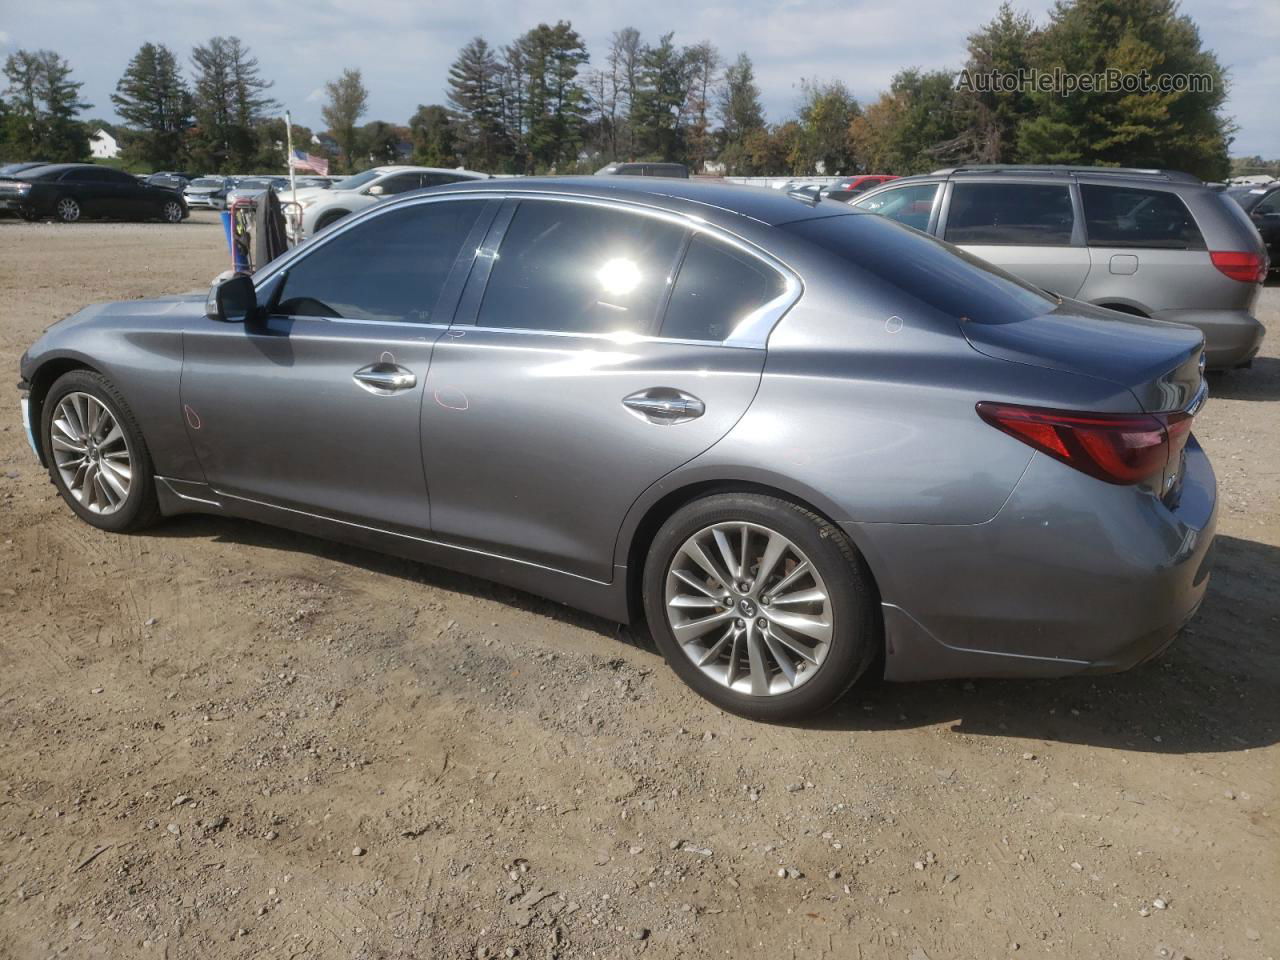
xmin=0 ymin=212 xmax=1276 ymax=960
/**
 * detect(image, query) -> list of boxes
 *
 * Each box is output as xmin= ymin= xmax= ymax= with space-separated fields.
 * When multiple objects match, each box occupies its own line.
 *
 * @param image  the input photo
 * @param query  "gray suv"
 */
xmin=851 ymin=166 xmax=1267 ymax=369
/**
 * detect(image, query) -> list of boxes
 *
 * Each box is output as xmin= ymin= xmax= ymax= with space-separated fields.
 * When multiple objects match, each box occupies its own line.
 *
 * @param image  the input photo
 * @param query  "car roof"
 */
xmin=412 ymin=176 xmax=848 ymax=226
xmin=929 ymin=164 xmax=1205 ymax=186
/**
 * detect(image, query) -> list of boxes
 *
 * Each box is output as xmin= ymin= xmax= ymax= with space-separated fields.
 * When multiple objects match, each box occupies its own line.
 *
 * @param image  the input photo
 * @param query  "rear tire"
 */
xmin=40 ymin=370 xmax=161 ymax=533
xmin=643 ymin=493 xmax=880 ymax=721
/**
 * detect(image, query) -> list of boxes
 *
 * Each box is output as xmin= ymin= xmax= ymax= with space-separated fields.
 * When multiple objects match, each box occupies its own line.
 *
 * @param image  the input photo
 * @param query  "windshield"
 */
xmin=331 ymin=170 xmax=382 ymax=191
xmin=782 ymin=212 xmax=1057 ymax=325
xmin=191 ymin=178 xmax=223 ymax=187
xmin=236 ymin=179 xmax=272 ymax=189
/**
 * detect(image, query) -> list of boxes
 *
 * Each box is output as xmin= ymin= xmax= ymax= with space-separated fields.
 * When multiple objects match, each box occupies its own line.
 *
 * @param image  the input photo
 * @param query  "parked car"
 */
xmin=286 ymin=166 xmax=489 ymax=239
xmin=184 ymin=176 xmax=235 ymax=210
xmin=225 ymin=177 xmax=293 ymax=208
xmin=0 ymin=163 xmax=188 ymax=223
xmin=0 ymin=161 xmax=53 ymax=177
xmin=1225 ymin=181 xmax=1280 ymax=269
xmin=851 ymin=165 xmax=1266 ymax=369
xmin=18 ymin=177 xmax=1215 ymax=720
xmin=144 ymin=171 xmax=193 ymax=192
xmin=824 ymin=174 xmax=898 ymax=203
xmin=595 ymin=162 xmax=689 ymax=178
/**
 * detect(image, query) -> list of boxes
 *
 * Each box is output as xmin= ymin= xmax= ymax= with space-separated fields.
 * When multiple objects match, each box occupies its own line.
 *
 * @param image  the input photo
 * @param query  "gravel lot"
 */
xmin=0 ymin=212 xmax=1276 ymax=960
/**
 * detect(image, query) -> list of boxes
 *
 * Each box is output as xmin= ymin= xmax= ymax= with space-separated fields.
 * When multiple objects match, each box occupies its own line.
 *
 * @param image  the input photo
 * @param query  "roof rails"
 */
xmin=932 ymin=165 xmax=1203 ymax=184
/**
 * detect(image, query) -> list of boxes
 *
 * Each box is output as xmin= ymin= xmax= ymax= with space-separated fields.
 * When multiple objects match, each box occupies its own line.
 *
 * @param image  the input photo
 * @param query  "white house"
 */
xmin=89 ymin=129 xmax=119 ymax=160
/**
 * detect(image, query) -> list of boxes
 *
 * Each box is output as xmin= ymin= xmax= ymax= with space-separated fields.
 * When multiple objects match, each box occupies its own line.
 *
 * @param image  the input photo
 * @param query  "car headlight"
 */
xmin=299 ymin=197 xmax=321 ymax=209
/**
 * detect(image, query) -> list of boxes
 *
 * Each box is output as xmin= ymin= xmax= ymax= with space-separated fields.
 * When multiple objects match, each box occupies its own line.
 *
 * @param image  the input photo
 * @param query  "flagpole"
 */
xmin=285 ymin=110 xmax=298 ymax=244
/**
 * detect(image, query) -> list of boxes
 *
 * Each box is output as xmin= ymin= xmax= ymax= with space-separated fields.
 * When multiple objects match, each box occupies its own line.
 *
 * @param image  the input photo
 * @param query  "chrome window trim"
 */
xmin=255 ymin=189 xmax=804 ymax=350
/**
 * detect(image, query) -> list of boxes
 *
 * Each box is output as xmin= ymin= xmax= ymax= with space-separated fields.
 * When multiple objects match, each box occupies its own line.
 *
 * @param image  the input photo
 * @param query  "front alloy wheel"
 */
xmin=41 ymin=370 xmax=161 ymax=532
xmin=162 ymin=200 xmax=184 ymax=222
xmin=56 ymin=197 xmax=81 ymax=222
xmin=50 ymin=392 xmax=132 ymax=514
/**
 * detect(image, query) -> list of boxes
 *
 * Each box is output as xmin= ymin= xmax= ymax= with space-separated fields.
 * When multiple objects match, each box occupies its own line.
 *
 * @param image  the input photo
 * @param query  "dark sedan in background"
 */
xmin=0 ymin=163 xmax=188 ymax=223
xmin=1226 ymin=182 xmax=1280 ymax=268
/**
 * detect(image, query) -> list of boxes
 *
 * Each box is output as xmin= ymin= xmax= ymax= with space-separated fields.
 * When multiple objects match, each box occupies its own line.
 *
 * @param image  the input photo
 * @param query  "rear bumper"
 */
xmin=1156 ymin=308 xmax=1264 ymax=369
xmin=852 ymin=437 xmax=1217 ymax=682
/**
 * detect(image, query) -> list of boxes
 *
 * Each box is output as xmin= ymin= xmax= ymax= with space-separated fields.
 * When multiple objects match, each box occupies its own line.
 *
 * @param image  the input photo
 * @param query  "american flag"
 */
xmin=289 ymin=149 xmax=329 ymax=175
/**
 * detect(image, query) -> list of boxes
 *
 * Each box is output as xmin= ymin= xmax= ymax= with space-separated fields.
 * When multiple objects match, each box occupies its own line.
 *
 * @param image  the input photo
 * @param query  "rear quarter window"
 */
xmin=1080 ymin=184 xmax=1205 ymax=249
xmin=661 ymin=236 xmax=785 ymax=341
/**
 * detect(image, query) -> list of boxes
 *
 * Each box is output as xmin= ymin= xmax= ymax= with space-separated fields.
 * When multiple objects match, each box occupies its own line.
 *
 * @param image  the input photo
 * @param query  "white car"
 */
xmin=286 ymin=166 xmax=490 ymax=239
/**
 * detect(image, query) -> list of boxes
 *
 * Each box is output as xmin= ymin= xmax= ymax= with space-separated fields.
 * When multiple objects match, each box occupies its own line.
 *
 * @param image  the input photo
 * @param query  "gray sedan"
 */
xmin=17 ymin=178 xmax=1216 ymax=720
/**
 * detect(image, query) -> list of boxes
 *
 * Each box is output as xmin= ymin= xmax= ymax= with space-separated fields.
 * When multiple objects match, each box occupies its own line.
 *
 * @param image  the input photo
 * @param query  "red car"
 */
xmin=824 ymin=174 xmax=898 ymax=203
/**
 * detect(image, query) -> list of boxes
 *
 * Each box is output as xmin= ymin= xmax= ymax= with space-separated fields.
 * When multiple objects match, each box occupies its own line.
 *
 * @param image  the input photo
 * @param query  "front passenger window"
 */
xmin=275 ymin=200 xmax=484 ymax=322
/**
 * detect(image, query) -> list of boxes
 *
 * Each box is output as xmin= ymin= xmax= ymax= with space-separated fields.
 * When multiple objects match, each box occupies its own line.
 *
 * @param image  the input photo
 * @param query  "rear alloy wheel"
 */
xmin=644 ymin=493 xmax=880 ymax=721
xmin=41 ymin=370 xmax=161 ymax=532
xmin=161 ymin=200 xmax=184 ymax=223
xmin=55 ymin=196 xmax=81 ymax=223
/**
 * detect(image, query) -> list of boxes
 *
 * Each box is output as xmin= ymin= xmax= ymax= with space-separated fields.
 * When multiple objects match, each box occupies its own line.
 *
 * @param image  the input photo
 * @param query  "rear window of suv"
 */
xmin=1079 ymin=185 xmax=1205 ymax=249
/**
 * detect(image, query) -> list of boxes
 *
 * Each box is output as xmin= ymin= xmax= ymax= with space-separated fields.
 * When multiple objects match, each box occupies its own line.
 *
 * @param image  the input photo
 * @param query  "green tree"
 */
xmin=884 ymin=69 xmax=969 ymax=171
xmin=716 ymin=53 xmax=766 ymax=174
xmin=1017 ymin=0 xmax=1231 ymax=179
xmin=447 ymin=37 xmax=508 ymax=170
xmin=518 ymin=21 xmax=589 ymax=172
xmin=961 ymin=3 xmax=1040 ymax=163
xmin=408 ymin=104 xmax=457 ymax=166
xmin=631 ymin=33 xmax=691 ymax=161
xmin=682 ymin=41 xmax=720 ymax=173
xmin=3 ymin=49 xmax=90 ymax=161
xmin=790 ymin=79 xmax=859 ymax=175
xmin=190 ymin=36 xmax=275 ymax=171
xmin=112 ymin=42 xmax=193 ymax=170
xmin=321 ymin=68 xmax=369 ymax=172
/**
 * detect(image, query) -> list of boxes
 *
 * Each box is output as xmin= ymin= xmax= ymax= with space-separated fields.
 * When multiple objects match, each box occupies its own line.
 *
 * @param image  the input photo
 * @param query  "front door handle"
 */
xmin=622 ymin=388 xmax=706 ymax=424
xmin=353 ymin=362 xmax=417 ymax=395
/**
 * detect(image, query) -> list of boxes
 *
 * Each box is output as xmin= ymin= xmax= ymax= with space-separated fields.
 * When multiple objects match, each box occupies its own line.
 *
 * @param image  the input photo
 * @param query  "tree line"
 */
xmin=0 ymin=0 xmax=1236 ymax=180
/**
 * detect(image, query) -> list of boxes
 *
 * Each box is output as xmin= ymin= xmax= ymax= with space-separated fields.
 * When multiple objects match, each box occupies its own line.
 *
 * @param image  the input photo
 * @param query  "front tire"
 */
xmin=55 ymin=196 xmax=81 ymax=223
xmin=161 ymin=199 xmax=184 ymax=223
xmin=40 ymin=370 xmax=161 ymax=533
xmin=642 ymin=493 xmax=880 ymax=721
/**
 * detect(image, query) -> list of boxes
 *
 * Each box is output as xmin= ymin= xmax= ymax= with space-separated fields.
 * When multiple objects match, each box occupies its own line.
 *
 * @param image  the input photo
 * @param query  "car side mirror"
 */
xmin=205 ymin=274 xmax=258 ymax=323
xmin=367 ymin=184 xmax=385 ymax=196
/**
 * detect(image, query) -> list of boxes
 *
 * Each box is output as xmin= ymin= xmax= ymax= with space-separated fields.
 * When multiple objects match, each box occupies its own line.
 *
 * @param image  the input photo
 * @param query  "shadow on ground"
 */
xmin=152 ymin=516 xmax=1279 ymax=756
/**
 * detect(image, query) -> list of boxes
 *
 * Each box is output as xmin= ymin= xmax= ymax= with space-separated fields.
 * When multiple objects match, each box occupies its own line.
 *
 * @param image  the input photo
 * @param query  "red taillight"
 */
xmin=1210 ymin=250 xmax=1265 ymax=284
xmin=976 ymin=402 xmax=1188 ymax=485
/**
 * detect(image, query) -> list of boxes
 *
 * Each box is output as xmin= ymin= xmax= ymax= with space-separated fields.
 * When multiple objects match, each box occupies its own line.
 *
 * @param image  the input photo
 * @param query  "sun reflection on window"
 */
xmin=596 ymin=257 xmax=642 ymax=298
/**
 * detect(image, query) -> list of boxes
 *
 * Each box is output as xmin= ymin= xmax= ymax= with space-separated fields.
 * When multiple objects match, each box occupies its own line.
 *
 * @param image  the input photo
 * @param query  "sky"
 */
xmin=1 ymin=0 xmax=1277 ymax=158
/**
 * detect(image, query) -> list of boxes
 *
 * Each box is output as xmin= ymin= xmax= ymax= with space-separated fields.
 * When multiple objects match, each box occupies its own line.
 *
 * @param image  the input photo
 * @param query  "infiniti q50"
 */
xmin=18 ymin=178 xmax=1216 ymax=719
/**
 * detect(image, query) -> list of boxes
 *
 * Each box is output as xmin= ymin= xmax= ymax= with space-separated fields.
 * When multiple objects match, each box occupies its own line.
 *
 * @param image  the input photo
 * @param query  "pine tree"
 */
xmin=446 ymin=37 xmax=507 ymax=170
xmin=112 ymin=42 xmax=193 ymax=170
xmin=631 ymin=33 xmax=691 ymax=161
xmin=408 ymin=104 xmax=457 ymax=166
xmin=716 ymin=53 xmax=766 ymax=174
xmin=190 ymin=36 xmax=275 ymax=172
xmin=683 ymin=41 xmax=720 ymax=173
xmin=519 ymin=22 xmax=589 ymax=172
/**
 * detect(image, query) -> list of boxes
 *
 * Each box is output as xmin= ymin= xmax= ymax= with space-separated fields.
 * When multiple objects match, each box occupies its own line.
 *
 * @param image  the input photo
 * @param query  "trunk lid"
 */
xmin=960 ymin=299 xmax=1205 ymax=414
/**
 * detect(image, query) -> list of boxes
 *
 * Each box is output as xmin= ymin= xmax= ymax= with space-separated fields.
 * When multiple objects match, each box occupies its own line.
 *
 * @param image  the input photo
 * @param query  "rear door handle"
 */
xmin=353 ymin=362 xmax=417 ymax=395
xmin=622 ymin=389 xmax=705 ymax=424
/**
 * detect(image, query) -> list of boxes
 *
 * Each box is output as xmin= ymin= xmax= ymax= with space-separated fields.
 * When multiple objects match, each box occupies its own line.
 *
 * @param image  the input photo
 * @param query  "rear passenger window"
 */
xmin=478 ymin=201 xmax=686 ymax=335
xmin=1080 ymin=185 xmax=1205 ymax=249
xmin=945 ymin=183 xmax=1075 ymax=245
xmin=275 ymin=200 xmax=484 ymax=322
xmin=662 ymin=236 xmax=785 ymax=341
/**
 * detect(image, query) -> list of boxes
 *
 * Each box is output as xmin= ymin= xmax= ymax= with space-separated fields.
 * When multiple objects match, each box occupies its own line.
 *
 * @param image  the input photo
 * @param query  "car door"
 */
xmin=420 ymin=197 xmax=791 ymax=581
xmin=107 ymin=168 xmax=154 ymax=218
xmin=61 ymin=168 xmax=114 ymax=217
xmin=1075 ymin=183 xmax=1213 ymax=312
xmin=180 ymin=196 xmax=496 ymax=532
xmin=939 ymin=180 xmax=1090 ymax=298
